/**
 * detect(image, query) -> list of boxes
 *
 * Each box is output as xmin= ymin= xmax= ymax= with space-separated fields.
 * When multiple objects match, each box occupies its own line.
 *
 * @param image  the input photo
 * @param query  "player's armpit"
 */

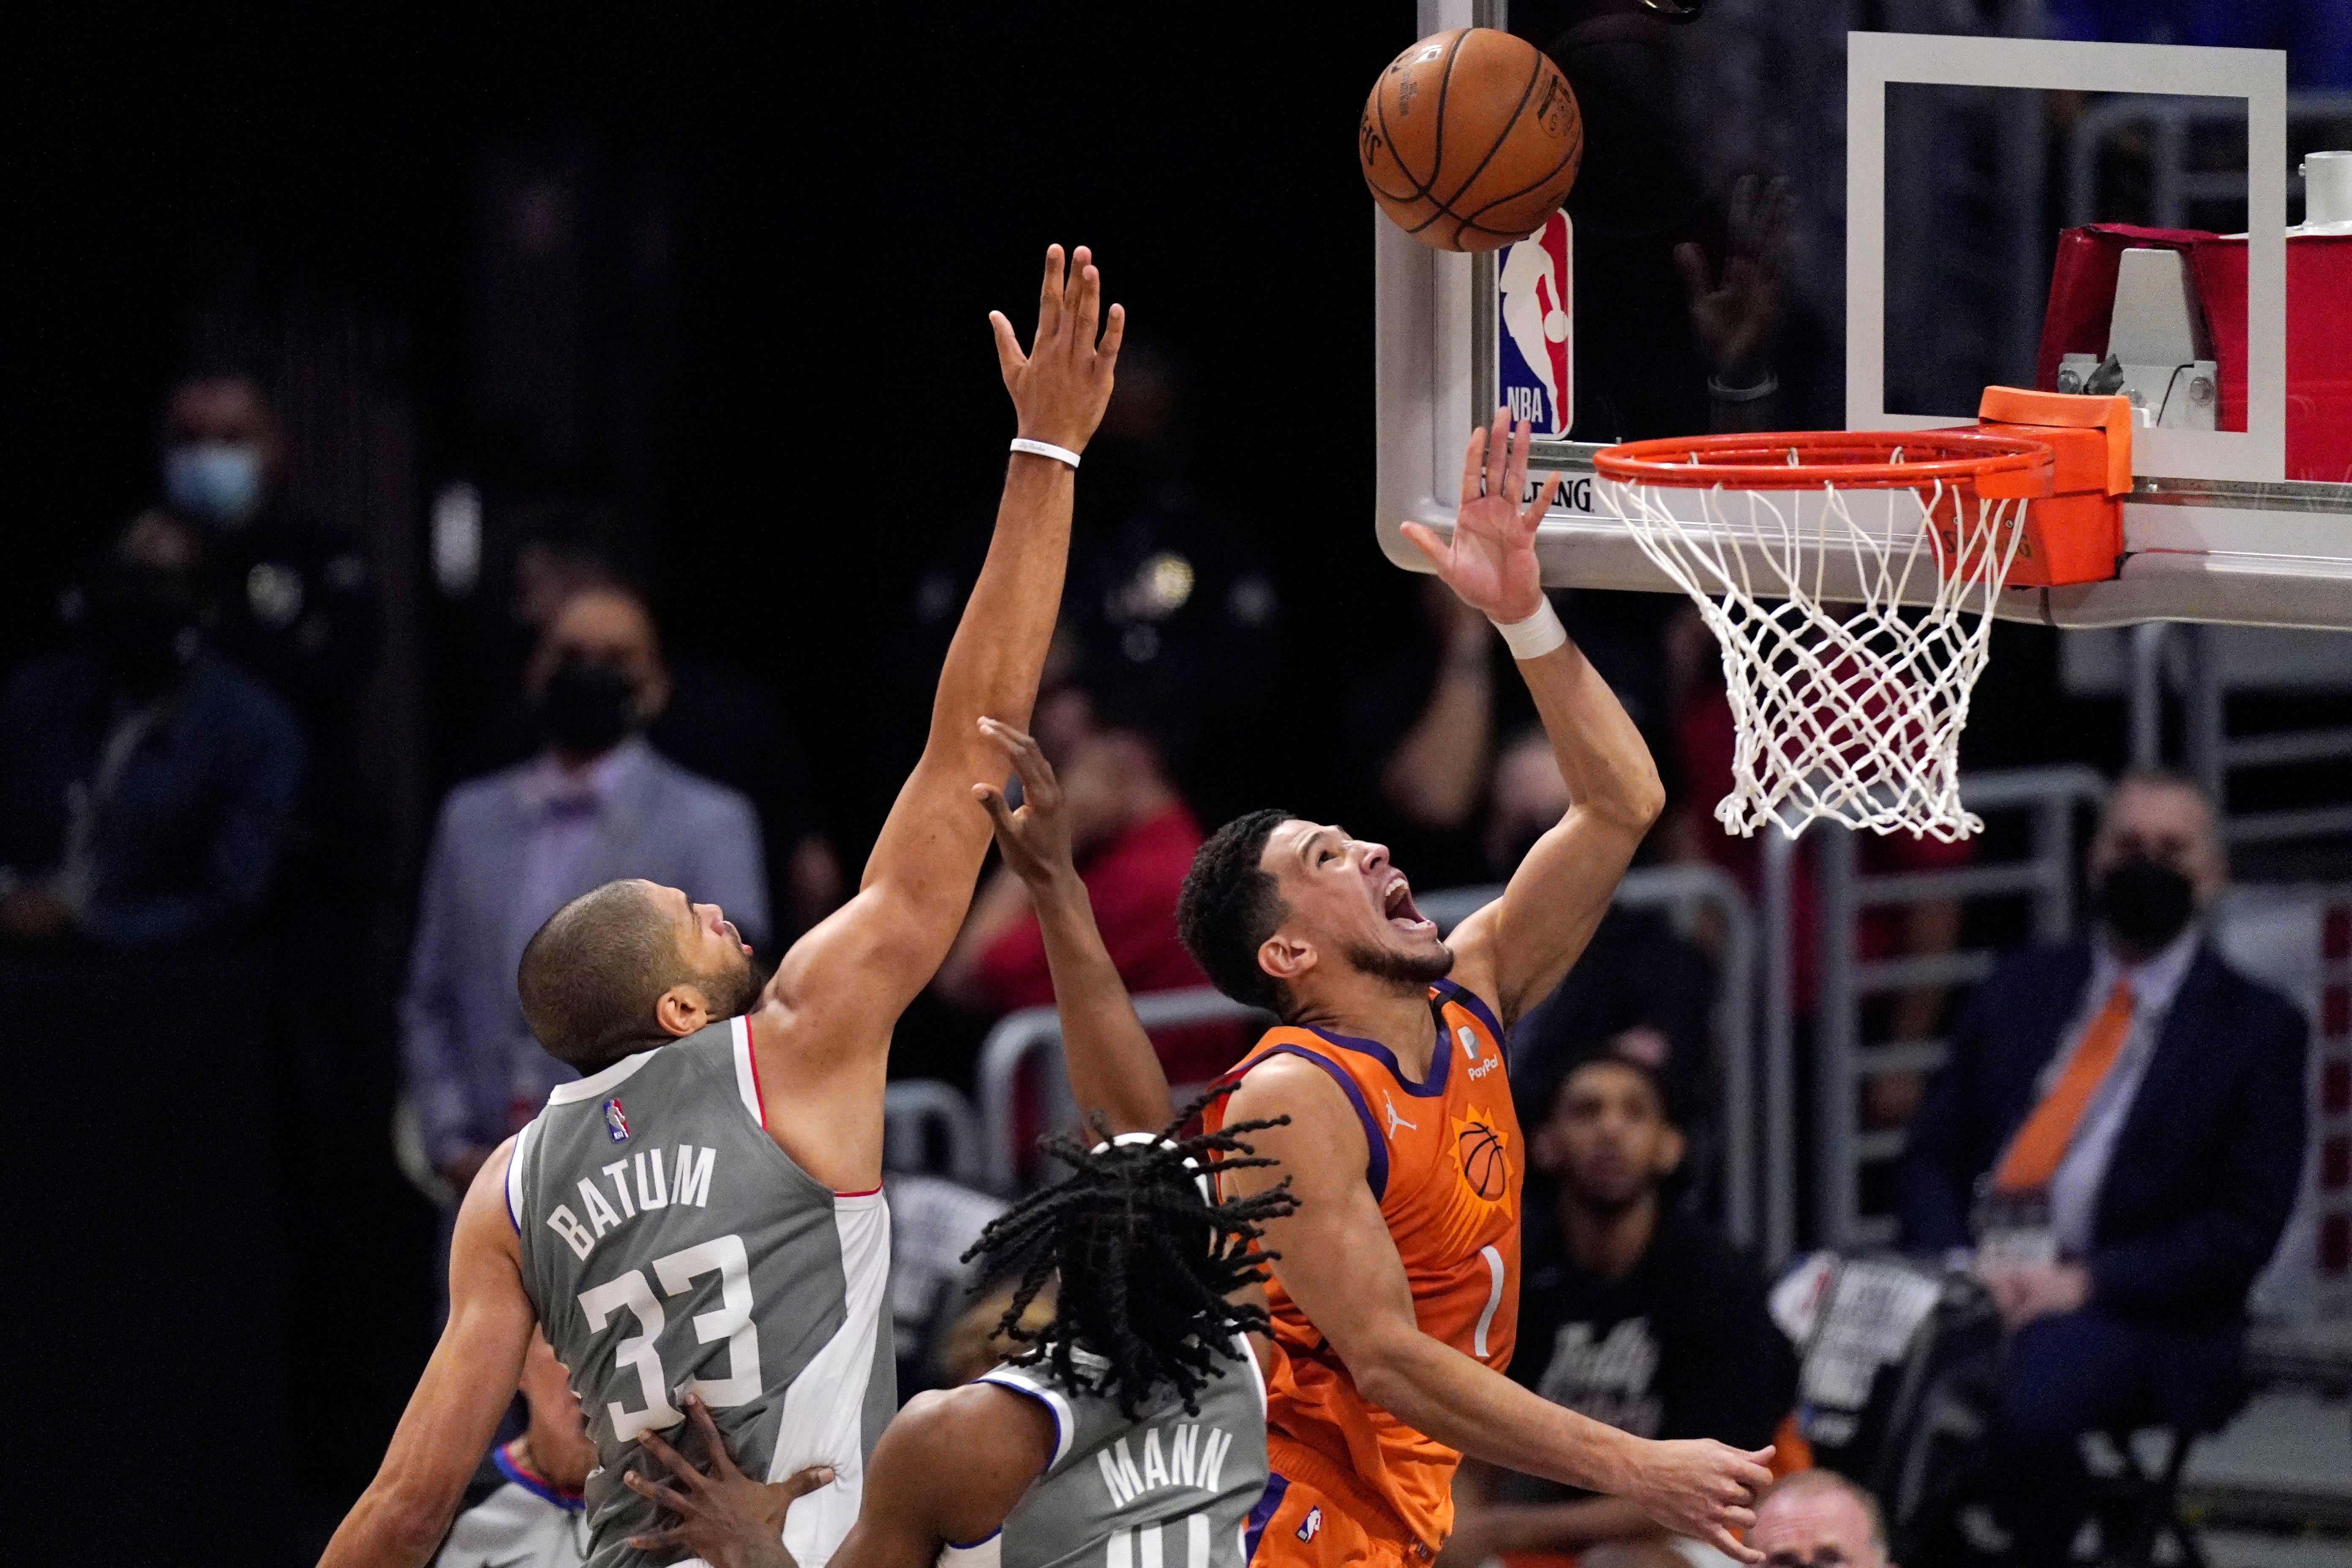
xmin=829 ymin=1385 xmax=1057 ymax=1568
xmin=318 ymin=1142 xmax=536 ymax=1568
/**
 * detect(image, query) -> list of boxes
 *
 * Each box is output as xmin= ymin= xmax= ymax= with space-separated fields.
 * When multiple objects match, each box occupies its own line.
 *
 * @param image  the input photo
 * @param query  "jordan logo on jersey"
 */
xmin=1297 ymin=1506 xmax=1322 ymax=1542
xmin=1383 ymin=1092 xmax=1417 ymax=1138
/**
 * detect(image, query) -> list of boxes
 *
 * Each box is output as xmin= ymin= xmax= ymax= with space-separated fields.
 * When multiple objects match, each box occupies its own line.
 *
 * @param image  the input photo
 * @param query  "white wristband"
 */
xmin=1008 ymin=437 xmax=1081 ymax=469
xmin=1491 ymin=598 xmax=1567 ymax=660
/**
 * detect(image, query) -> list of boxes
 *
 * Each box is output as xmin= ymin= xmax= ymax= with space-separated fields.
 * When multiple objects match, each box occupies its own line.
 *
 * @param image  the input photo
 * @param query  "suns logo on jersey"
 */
xmin=603 ymin=1097 xmax=630 ymax=1144
xmin=1421 ymin=1105 xmax=1515 ymax=1256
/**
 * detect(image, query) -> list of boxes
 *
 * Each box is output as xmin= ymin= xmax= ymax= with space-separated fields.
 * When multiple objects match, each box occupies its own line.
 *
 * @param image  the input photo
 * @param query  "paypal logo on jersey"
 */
xmin=1498 ymin=211 xmax=1573 ymax=437
xmin=603 ymin=1097 xmax=630 ymax=1143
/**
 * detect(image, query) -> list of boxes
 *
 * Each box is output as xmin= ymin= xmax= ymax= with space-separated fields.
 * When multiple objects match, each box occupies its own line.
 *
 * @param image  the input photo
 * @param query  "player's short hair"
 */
xmin=965 ymin=1097 xmax=1296 ymax=1419
xmin=518 ymin=881 xmax=692 ymax=1071
xmin=1177 ymin=808 xmax=1293 ymax=1015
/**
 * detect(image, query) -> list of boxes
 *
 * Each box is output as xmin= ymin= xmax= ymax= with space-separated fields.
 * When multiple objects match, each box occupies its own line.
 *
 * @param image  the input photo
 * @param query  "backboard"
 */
xmin=1374 ymin=0 xmax=2352 ymax=632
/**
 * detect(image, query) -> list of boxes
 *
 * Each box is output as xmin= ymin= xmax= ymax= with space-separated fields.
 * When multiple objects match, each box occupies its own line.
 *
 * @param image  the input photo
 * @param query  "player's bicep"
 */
xmin=1224 ymin=1064 xmax=1420 ymax=1356
xmin=1455 ymin=804 xmax=1633 ymax=1024
xmin=833 ymin=1388 xmax=1050 ymax=1568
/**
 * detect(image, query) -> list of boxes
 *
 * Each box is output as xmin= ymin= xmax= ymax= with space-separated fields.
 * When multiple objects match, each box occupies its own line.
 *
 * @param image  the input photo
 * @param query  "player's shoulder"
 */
xmin=892 ymin=1379 xmax=1059 ymax=1466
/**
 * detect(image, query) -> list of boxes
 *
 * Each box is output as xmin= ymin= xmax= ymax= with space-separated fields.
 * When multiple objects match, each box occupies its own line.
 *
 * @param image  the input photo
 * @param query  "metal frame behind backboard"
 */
xmin=1848 ymin=33 xmax=2287 ymax=483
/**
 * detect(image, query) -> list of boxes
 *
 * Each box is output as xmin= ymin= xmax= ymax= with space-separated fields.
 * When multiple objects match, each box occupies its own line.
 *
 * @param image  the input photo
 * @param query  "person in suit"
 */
xmin=401 ymin=588 xmax=769 ymax=1200
xmin=1897 ymin=769 xmax=2308 ymax=1568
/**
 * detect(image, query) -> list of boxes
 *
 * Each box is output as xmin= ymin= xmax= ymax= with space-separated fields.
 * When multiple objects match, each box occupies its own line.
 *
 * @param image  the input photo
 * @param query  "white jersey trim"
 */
xmin=766 ymin=1189 xmax=893 ymax=1568
xmin=938 ymin=1533 xmax=1004 ymax=1568
xmin=1235 ymin=1331 xmax=1269 ymax=1417
xmin=978 ymin=1362 xmax=1078 ymax=1473
xmin=545 ymin=1048 xmax=658 ymax=1105
xmin=505 ymin=1118 xmax=541 ymax=1230
xmin=731 ymin=1014 xmax=766 ymax=1128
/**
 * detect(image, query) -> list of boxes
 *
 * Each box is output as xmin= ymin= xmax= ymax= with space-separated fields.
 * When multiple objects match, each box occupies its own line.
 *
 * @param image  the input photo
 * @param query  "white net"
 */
xmin=1598 ymin=472 xmax=2028 ymax=841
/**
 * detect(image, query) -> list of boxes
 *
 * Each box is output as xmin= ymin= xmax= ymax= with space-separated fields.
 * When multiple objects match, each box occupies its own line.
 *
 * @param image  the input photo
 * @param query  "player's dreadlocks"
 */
xmin=963 ymin=1094 xmax=1297 ymax=1419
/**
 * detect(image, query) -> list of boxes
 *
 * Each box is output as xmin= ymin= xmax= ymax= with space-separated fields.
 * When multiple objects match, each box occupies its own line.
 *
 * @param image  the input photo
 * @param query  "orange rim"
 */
xmin=1592 ymin=429 xmax=2053 ymax=498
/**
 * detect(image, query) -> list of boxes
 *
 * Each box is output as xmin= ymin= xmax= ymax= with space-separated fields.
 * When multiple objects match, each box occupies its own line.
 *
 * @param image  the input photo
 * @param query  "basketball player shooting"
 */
xmin=1183 ymin=413 xmax=1775 ymax=1566
xmin=318 ymin=243 xmax=1123 ymax=1568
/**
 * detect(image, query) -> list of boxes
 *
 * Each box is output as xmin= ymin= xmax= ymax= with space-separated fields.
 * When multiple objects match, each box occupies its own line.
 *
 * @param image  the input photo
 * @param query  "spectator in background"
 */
xmin=401 ymin=585 xmax=768 ymax=1199
xmin=1898 ymin=771 xmax=2308 ymax=1568
xmin=884 ymin=1168 xmax=1006 ymax=1398
xmin=1748 ymin=1471 xmax=1889 ymax=1568
xmin=1446 ymin=1049 xmax=1797 ymax=1568
xmin=934 ymin=665 xmax=1236 ymax=1087
xmin=1488 ymin=725 xmax=1717 ymax=1146
xmin=157 ymin=370 xmax=376 ymax=821
xmin=0 ymin=512 xmax=303 ymax=950
xmin=491 ymin=536 xmax=840 ymax=940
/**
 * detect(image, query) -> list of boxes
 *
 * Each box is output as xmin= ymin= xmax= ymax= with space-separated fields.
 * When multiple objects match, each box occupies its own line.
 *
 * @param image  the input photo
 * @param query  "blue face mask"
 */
xmin=164 ymin=441 xmax=265 ymax=528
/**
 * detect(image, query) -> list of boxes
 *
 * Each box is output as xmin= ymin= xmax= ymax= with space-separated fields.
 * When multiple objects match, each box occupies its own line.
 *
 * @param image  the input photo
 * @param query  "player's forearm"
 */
xmin=1352 ymin=1330 xmax=1644 ymax=1495
xmin=1515 ymin=636 xmax=1663 ymax=835
xmin=924 ymin=456 xmax=1072 ymax=749
xmin=317 ymin=1483 xmax=451 ymax=1568
xmin=1029 ymin=865 xmax=1173 ymax=1135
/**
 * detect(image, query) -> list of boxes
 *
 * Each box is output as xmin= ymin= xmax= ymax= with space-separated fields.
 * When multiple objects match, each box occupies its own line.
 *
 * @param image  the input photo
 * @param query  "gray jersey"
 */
xmin=510 ymin=1016 xmax=893 ymax=1568
xmin=940 ymin=1341 xmax=1270 ymax=1568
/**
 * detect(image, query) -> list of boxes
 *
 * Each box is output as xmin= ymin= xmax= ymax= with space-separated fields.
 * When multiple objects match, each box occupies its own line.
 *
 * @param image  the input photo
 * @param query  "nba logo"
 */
xmin=603 ymin=1097 xmax=630 ymax=1144
xmin=1497 ymin=211 xmax=1573 ymax=437
xmin=1297 ymin=1507 xmax=1323 ymax=1543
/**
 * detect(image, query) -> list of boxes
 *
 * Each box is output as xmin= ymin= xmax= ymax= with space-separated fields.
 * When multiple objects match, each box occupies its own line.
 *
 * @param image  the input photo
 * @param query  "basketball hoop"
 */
xmin=1593 ymin=429 xmax=2057 ymax=843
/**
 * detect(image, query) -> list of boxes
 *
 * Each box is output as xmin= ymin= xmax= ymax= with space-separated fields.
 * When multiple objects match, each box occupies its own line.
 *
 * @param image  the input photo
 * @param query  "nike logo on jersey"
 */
xmin=544 ymin=1144 xmax=717 ymax=1261
xmin=1095 ymin=1422 xmax=1239 ymax=1508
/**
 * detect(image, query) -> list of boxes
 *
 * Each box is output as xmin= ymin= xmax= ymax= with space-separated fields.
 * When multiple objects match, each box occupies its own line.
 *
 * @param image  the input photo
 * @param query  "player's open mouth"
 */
xmin=1383 ymin=875 xmax=1434 ymax=933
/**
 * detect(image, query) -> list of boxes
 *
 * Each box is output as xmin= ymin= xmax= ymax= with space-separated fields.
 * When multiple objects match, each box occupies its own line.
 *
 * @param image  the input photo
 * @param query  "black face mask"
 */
xmin=2098 ymin=856 xmax=2198 ymax=949
xmin=539 ymin=658 xmax=639 ymax=756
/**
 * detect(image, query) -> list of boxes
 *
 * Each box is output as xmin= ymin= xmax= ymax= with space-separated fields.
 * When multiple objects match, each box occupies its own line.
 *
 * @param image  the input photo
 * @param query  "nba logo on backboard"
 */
xmin=1498 ymin=211 xmax=1573 ymax=436
xmin=603 ymin=1097 xmax=630 ymax=1143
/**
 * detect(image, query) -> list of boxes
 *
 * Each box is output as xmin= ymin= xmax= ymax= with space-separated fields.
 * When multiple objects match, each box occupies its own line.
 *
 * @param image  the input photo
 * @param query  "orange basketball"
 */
xmin=1359 ymin=27 xmax=1583 ymax=253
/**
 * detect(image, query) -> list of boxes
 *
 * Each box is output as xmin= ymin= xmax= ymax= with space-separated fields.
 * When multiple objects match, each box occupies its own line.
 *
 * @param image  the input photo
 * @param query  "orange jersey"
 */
xmin=1206 ymin=979 xmax=1522 ymax=1557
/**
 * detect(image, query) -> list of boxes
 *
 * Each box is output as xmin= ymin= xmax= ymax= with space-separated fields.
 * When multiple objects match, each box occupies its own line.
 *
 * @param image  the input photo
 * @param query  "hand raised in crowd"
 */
xmin=1625 ymin=1437 xmax=1779 ymax=1565
xmin=623 ymin=1393 xmax=833 ymax=1568
xmin=970 ymin=716 xmax=1077 ymax=890
xmin=1399 ymin=409 xmax=1562 ymax=625
xmin=992 ymin=243 xmax=1126 ymax=454
xmin=1674 ymin=172 xmax=1792 ymax=383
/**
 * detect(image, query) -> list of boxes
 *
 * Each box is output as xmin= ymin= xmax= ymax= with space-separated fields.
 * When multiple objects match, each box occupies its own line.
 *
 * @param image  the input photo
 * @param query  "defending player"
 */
xmin=1183 ymin=413 xmax=1776 ymax=1566
xmin=618 ymin=718 xmax=1288 ymax=1568
xmin=319 ymin=245 xmax=1123 ymax=1568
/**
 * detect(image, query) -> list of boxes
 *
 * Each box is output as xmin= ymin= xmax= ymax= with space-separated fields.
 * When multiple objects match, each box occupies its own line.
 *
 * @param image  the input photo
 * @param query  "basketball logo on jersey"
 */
xmin=603 ymin=1097 xmax=630 ymax=1143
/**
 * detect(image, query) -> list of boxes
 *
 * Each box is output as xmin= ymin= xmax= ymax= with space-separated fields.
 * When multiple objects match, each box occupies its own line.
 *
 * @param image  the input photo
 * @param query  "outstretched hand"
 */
xmin=1399 ymin=408 xmax=1559 ymax=624
xmin=1626 ymin=1438 xmax=1778 ymax=1565
xmin=992 ymin=244 xmax=1126 ymax=454
xmin=623 ymin=1393 xmax=833 ymax=1568
xmin=970 ymin=717 xmax=1075 ymax=890
xmin=1674 ymin=173 xmax=1791 ymax=381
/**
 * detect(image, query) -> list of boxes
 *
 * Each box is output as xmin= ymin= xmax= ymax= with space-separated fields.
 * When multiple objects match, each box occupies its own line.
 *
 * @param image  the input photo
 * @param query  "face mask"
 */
xmin=539 ymin=657 xmax=640 ymax=756
xmin=2097 ymin=855 xmax=2197 ymax=950
xmin=164 ymin=442 xmax=265 ymax=528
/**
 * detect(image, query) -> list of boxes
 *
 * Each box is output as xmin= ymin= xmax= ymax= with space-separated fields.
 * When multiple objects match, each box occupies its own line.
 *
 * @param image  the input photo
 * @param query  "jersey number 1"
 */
xmin=577 ymin=1233 xmax=764 ymax=1441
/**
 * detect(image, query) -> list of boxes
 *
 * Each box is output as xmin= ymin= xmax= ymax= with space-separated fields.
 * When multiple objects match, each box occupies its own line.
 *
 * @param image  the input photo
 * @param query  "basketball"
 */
xmin=1359 ymin=27 xmax=1583 ymax=253
xmin=1457 ymin=1118 xmax=1510 ymax=1200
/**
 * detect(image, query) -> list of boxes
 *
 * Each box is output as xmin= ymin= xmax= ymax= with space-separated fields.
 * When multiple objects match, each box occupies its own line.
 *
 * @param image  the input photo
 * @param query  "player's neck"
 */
xmin=1292 ymin=981 xmax=1440 ymax=1073
xmin=1561 ymin=1185 xmax=1659 ymax=1281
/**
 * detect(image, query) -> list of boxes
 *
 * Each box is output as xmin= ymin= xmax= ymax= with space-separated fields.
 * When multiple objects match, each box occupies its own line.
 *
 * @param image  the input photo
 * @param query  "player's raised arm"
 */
xmin=318 ymin=1145 xmax=537 ymax=1568
xmin=1219 ymin=1063 xmax=1771 ymax=1562
xmin=970 ymin=717 xmax=1175 ymax=1135
xmin=1400 ymin=410 xmax=1665 ymax=1027
xmin=749 ymin=245 xmax=1122 ymax=1183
